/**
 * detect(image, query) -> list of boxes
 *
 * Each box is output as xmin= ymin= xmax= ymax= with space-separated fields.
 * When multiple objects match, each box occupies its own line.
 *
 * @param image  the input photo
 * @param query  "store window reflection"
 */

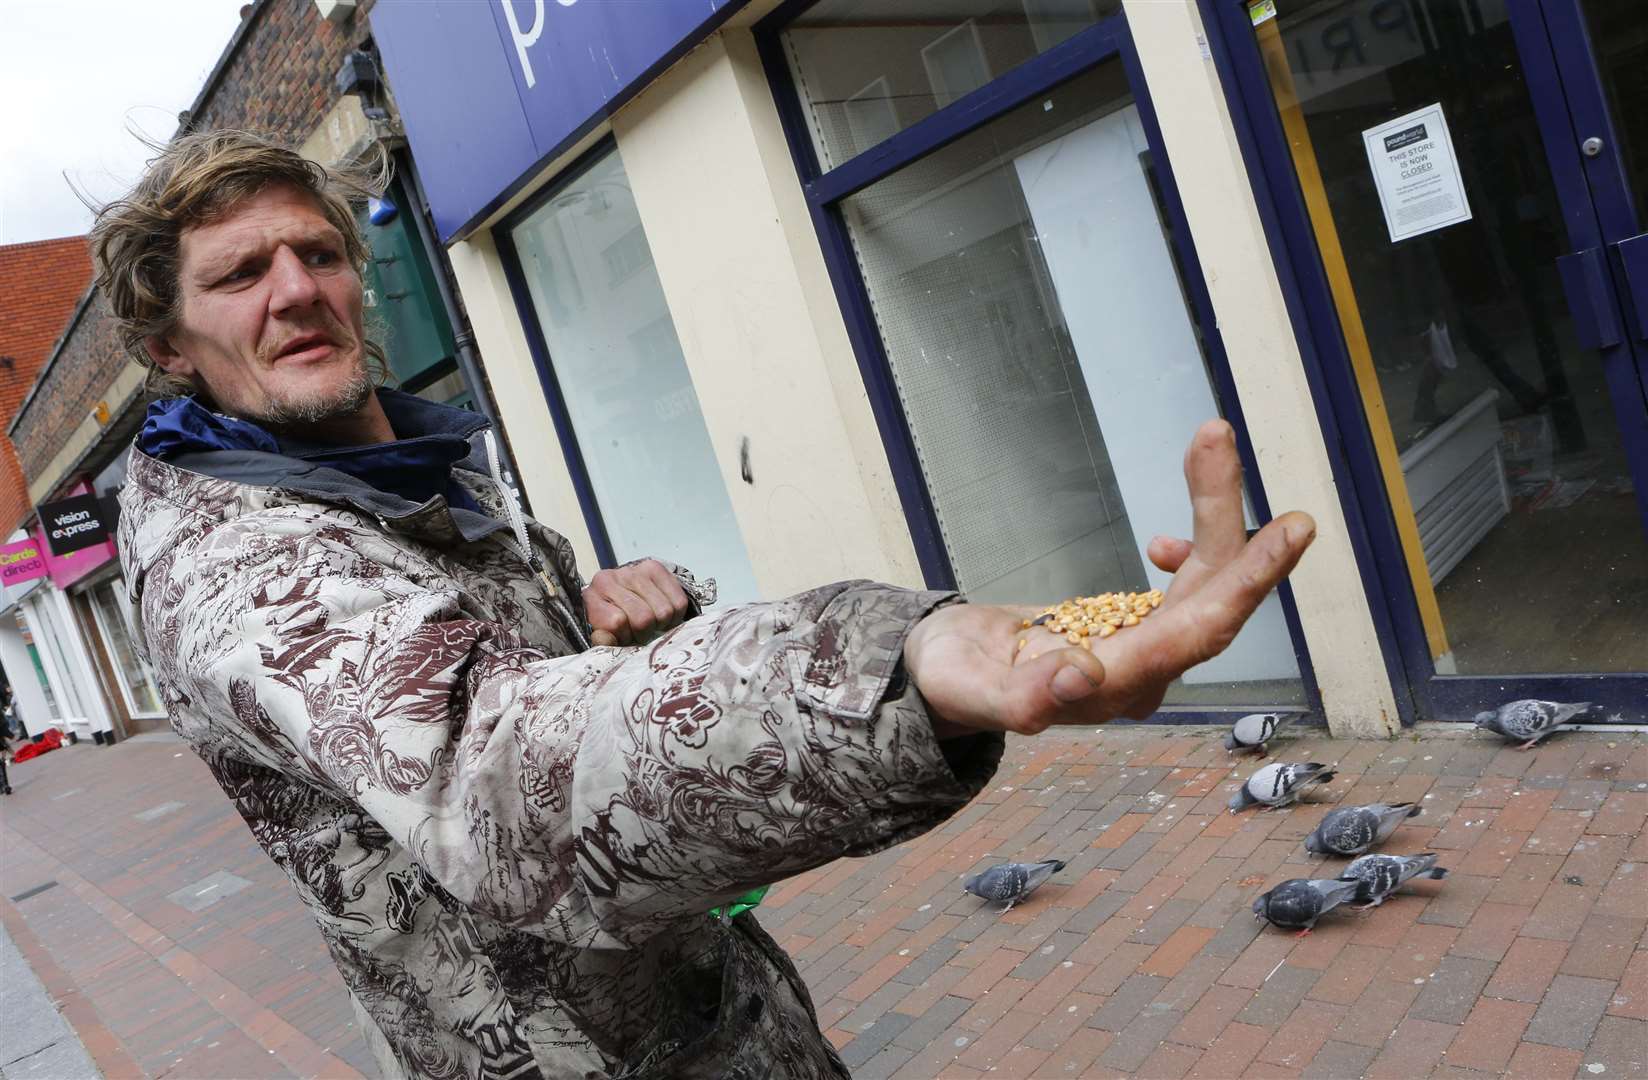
xmin=1254 ymin=0 xmax=1647 ymax=675
xmin=782 ymin=0 xmax=1120 ymax=169
xmin=89 ymin=580 xmax=162 ymax=717
xmin=510 ymin=149 xmax=760 ymax=607
xmin=825 ymin=56 xmax=1304 ymax=706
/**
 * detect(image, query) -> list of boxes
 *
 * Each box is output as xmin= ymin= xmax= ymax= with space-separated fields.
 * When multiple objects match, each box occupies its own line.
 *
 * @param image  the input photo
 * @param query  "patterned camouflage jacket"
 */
xmin=116 ymin=399 xmax=1003 ymax=1080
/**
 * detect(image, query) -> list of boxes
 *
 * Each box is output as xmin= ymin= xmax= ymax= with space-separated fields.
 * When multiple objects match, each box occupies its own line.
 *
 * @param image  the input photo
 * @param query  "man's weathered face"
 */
xmin=148 ymin=183 xmax=371 ymax=426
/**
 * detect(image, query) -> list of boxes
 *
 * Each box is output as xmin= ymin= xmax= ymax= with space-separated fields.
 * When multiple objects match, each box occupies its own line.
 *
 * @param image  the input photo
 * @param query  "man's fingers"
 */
xmin=590 ymin=629 xmax=619 ymax=647
xmin=642 ymin=561 xmax=691 ymax=619
xmin=623 ymin=573 xmax=678 ymax=625
xmin=1129 ymin=511 xmax=1315 ymax=680
xmin=605 ymin=585 xmax=656 ymax=634
xmin=1184 ymin=419 xmax=1247 ymax=573
xmin=585 ymin=594 xmax=634 ymax=645
xmin=1147 ymin=535 xmax=1193 ymax=574
xmin=995 ymin=646 xmax=1107 ymax=735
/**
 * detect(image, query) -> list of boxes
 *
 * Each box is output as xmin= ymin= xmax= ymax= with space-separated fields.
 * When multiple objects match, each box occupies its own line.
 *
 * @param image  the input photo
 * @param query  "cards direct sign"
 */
xmin=38 ymin=494 xmax=111 ymax=557
xmin=0 ymin=538 xmax=49 ymax=586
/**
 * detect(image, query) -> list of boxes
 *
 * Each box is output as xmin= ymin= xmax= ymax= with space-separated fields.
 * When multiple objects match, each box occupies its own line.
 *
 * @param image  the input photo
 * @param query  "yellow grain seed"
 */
xmin=1098 ymin=623 xmax=1118 ymax=638
xmin=1066 ymin=630 xmax=1082 ymax=644
xmin=1017 ymin=638 xmax=1027 ymax=652
xmin=1123 ymin=613 xmax=1139 ymax=626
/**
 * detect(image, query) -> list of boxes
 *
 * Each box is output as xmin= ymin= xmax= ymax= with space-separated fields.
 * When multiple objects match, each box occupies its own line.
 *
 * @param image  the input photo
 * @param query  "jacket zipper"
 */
xmin=503 ymin=534 xmax=593 ymax=652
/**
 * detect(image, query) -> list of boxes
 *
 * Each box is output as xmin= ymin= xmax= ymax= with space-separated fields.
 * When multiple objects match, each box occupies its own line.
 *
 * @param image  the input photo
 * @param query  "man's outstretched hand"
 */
xmin=903 ymin=420 xmax=1316 ymax=737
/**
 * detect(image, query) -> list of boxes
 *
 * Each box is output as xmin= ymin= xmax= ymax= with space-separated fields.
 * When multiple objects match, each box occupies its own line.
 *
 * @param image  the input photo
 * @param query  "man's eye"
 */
xmin=306 ymin=250 xmax=339 ymax=267
xmin=222 ymin=266 xmax=256 ymax=284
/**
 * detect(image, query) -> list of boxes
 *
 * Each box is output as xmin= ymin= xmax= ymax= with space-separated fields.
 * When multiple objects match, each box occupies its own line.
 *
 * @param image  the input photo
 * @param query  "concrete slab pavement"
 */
xmin=0 ymin=920 xmax=99 ymax=1079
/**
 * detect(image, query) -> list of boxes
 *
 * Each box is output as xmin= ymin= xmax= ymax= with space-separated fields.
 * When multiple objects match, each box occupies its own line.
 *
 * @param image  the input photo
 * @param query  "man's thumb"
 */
xmin=1051 ymin=664 xmax=1101 ymax=704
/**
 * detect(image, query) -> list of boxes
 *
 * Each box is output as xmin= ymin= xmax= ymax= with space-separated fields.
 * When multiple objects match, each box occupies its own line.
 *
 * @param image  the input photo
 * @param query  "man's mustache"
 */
xmin=258 ymin=319 xmax=359 ymax=366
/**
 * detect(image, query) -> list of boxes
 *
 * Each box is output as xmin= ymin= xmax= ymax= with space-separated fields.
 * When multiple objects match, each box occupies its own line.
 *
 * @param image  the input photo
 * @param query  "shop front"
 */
xmin=1198 ymin=0 xmax=1647 ymax=718
xmin=371 ymin=0 xmax=1643 ymax=731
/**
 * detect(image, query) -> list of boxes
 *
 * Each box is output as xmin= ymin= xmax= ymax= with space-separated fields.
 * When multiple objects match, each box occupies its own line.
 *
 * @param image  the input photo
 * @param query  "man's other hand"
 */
xmin=585 ymin=559 xmax=691 ymax=647
xmin=903 ymin=419 xmax=1316 ymax=737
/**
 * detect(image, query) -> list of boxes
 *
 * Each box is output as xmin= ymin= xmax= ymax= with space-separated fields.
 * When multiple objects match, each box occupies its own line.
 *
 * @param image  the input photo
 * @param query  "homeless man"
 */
xmin=95 ymin=131 xmax=1315 ymax=1079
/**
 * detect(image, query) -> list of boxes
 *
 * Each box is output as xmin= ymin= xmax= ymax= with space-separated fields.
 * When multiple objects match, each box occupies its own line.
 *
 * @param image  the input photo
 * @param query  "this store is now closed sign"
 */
xmin=0 ymin=538 xmax=49 ymax=586
xmin=38 ymin=494 xmax=111 ymax=557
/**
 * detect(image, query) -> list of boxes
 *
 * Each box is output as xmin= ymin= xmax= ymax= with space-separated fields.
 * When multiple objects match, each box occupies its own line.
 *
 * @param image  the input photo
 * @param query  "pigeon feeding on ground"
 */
xmin=1474 ymin=699 xmax=1592 ymax=749
xmin=1337 ymin=852 xmax=1449 ymax=908
xmin=1303 ymin=802 xmax=1421 ymax=856
xmin=1225 ymin=712 xmax=1287 ymax=756
xmin=1251 ymin=877 xmax=1360 ymax=935
xmin=962 ymin=858 xmax=1066 ymax=911
xmin=1227 ymin=762 xmax=1336 ymax=813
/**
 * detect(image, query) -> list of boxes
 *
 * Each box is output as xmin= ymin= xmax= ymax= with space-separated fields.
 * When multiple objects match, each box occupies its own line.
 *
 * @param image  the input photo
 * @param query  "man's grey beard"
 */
xmin=246 ymin=365 xmax=377 ymax=428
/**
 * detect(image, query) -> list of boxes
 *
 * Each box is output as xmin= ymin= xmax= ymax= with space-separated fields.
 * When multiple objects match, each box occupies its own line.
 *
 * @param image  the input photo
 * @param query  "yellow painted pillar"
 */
xmin=1254 ymin=17 xmax=1451 ymax=661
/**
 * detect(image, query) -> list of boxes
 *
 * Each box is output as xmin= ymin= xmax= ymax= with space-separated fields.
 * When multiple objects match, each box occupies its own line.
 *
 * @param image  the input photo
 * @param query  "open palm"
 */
xmin=904 ymin=420 xmax=1316 ymax=736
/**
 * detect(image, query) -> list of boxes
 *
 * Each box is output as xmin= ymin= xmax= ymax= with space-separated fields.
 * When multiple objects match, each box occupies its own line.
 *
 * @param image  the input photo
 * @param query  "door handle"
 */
xmin=1556 ymin=247 xmax=1623 ymax=350
xmin=1614 ymin=233 xmax=1648 ymax=342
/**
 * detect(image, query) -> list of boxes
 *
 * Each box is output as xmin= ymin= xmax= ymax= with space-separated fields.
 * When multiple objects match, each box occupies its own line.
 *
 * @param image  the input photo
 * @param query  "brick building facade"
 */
xmin=0 ymin=237 xmax=92 ymax=533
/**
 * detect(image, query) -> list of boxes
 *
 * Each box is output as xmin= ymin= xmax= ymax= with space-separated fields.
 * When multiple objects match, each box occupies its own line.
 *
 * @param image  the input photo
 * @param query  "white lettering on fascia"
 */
xmin=501 ymin=0 xmax=578 ymax=91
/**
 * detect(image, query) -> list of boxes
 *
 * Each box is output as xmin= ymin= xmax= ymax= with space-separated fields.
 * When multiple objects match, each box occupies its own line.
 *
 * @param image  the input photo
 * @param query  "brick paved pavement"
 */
xmin=760 ymin=726 xmax=1647 ymax=1080
xmin=1 ymin=724 xmax=1644 ymax=1078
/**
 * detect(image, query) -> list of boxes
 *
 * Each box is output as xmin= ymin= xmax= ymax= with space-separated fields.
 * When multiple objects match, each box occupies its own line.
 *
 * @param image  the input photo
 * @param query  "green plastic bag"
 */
xmin=709 ymin=884 xmax=770 ymax=920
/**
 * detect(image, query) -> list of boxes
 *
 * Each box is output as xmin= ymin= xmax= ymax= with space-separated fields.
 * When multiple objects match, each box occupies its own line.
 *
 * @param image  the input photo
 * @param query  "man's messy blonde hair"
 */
xmin=89 ymin=129 xmax=391 ymax=398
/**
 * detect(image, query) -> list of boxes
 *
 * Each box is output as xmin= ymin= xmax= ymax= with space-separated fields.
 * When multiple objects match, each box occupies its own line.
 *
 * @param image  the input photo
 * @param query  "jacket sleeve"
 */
xmin=143 ymin=514 xmax=1002 ymax=947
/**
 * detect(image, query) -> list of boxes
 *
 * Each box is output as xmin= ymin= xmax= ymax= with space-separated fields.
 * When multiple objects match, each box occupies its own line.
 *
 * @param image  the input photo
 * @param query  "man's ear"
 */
xmin=143 ymin=333 xmax=196 ymax=379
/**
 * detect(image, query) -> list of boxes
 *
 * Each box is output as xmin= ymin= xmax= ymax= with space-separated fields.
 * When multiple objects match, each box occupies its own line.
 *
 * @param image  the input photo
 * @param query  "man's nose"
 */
xmin=267 ymin=246 xmax=322 ymax=314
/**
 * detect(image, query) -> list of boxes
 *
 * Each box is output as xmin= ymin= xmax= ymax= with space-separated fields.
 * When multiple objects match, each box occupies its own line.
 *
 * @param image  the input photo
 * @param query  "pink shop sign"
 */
xmin=0 ymin=538 xmax=49 ymax=586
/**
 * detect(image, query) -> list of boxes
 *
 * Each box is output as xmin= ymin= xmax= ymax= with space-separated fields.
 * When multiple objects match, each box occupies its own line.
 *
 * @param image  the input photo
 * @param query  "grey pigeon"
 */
xmin=1251 ymin=877 xmax=1360 ymax=934
xmin=1474 ymin=699 xmax=1592 ymax=749
xmin=1225 ymin=712 xmax=1287 ymax=755
xmin=962 ymin=858 xmax=1066 ymax=911
xmin=1337 ymin=852 xmax=1449 ymax=908
xmin=1303 ymin=802 xmax=1421 ymax=856
xmin=1228 ymin=762 xmax=1336 ymax=813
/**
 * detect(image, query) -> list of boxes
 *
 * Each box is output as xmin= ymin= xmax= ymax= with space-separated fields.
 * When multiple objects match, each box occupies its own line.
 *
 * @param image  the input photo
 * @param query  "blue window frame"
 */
xmin=1195 ymin=0 xmax=1648 ymax=722
xmin=756 ymin=3 xmax=1323 ymax=720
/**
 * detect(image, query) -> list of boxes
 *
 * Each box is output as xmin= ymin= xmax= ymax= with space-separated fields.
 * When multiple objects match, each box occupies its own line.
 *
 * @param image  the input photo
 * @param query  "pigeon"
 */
xmin=1251 ymin=877 xmax=1361 ymax=935
xmin=962 ymin=858 xmax=1066 ymax=911
xmin=1227 ymin=762 xmax=1336 ymax=813
xmin=1337 ymin=852 xmax=1449 ymax=908
xmin=1225 ymin=712 xmax=1287 ymax=755
xmin=1303 ymin=802 xmax=1421 ymax=856
xmin=1474 ymin=699 xmax=1592 ymax=749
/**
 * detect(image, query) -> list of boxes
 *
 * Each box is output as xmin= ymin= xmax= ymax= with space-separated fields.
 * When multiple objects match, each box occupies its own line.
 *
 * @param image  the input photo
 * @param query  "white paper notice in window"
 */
xmin=1362 ymin=102 xmax=1473 ymax=243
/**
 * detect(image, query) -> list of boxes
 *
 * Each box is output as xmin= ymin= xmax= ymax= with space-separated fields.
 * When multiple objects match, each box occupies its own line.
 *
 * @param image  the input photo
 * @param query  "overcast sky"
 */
xmin=1 ymin=0 xmax=246 ymax=245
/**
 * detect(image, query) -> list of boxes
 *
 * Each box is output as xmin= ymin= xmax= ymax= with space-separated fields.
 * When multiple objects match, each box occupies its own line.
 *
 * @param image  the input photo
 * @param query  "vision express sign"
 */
xmin=0 ymin=538 xmax=49 ymax=586
xmin=38 ymin=493 xmax=111 ymax=557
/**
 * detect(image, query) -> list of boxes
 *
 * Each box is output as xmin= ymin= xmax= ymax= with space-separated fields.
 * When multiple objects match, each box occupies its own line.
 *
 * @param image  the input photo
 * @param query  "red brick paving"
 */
xmin=764 ymin=725 xmax=1647 ymax=1079
xmin=3 ymin=725 xmax=1646 ymax=1078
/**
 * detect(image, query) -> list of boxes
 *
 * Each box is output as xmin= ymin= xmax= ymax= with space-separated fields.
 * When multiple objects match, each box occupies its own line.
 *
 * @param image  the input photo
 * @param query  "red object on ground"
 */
xmin=12 ymin=728 xmax=63 ymax=763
